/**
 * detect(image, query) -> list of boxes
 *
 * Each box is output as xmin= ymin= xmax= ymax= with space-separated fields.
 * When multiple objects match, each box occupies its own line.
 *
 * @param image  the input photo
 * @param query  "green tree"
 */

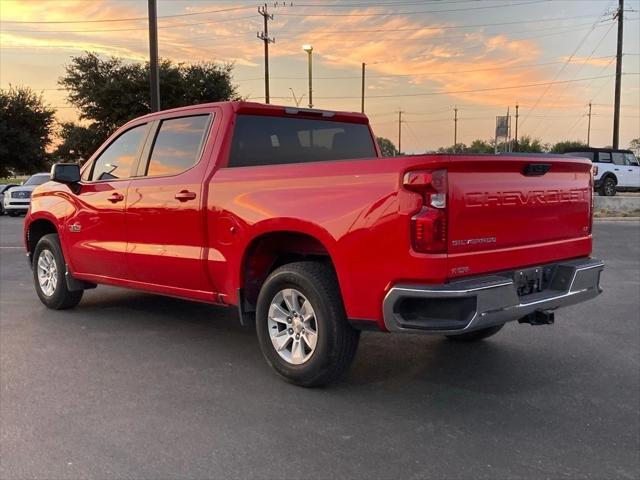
xmin=467 ymin=139 xmax=493 ymax=153
xmin=629 ymin=138 xmax=640 ymax=155
xmin=59 ymin=52 xmax=240 ymax=146
xmin=52 ymin=122 xmax=104 ymax=163
xmin=514 ymin=135 xmax=544 ymax=153
xmin=377 ymin=136 xmax=398 ymax=156
xmin=0 ymin=86 xmax=56 ymax=176
xmin=548 ymin=140 xmax=588 ymax=153
xmin=437 ymin=143 xmax=468 ymax=154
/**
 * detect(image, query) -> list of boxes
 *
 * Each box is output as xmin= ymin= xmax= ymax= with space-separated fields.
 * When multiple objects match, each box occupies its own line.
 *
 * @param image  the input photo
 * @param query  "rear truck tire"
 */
xmin=33 ymin=233 xmax=83 ymax=310
xmin=446 ymin=324 xmax=504 ymax=342
xmin=600 ymin=176 xmax=617 ymax=196
xmin=255 ymin=261 xmax=360 ymax=387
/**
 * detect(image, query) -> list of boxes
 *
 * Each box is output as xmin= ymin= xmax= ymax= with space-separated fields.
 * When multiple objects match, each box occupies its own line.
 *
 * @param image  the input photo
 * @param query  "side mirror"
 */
xmin=51 ymin=163 xmax=81 ymax=184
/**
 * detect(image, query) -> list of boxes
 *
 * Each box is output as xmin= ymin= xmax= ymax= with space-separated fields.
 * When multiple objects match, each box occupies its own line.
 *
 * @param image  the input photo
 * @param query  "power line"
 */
xmin=270 ymin=74 xmax=627 ymax=100
xmin=272 ymin=13 xmax=600 ymax=34
xmin=274 ymin=20 xmax=609 ymax=44
xmin=0 ymin=12 xmax=598 ymax=34
xmin=519 ymin=4 xmax=614 ymax=128
xmin=293 ymin=0 xmax=488 ymax=7
xmin=0 ymin=15 xmax=258 ymax=33
xmin=529 ymin=16 xmax=618 ymax=137
xmin=277 ymin=0 xmax=549 ymax=16
xmin=232 ymin=55 xmax=615 ymax=82
xmin=0 ymin=5 xmax=255 ymax=24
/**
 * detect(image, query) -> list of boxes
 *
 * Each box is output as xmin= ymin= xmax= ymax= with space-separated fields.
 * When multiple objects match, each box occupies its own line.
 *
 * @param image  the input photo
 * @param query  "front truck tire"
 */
xmin=33 ymin=233 xmax=83 ymax=310
xmin=256 ymin=261 xmax=360 ymax=387
xmin=445 ymin=324 xmax=504 ymax=342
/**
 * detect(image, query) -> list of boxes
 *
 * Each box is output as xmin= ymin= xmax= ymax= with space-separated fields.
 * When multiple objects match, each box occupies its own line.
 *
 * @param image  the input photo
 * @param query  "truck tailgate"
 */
xmin=447 ymin=155 xmax=593 ymax=277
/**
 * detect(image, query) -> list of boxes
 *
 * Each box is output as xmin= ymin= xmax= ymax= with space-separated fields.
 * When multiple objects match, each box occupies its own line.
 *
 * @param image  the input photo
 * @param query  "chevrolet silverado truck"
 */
xmin=24 ymin=101 xmax=604 ymax=386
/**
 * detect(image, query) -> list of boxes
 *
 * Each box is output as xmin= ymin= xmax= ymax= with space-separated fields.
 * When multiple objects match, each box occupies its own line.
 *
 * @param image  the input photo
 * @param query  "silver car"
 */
xmin=0 ymin=184 xmax=19 ymax=215
xmin=2 ymin=173 xmax=50 ymax=217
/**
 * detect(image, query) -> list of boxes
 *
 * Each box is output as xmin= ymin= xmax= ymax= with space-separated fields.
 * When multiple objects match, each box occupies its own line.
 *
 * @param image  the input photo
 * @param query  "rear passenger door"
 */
xmin=125 ymin=112 xmax=215 ymax=296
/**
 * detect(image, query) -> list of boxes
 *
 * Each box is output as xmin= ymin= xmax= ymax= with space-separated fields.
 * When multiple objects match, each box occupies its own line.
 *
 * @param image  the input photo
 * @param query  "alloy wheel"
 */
xmin=268 ymin=288 xmax=318 ymax=365
xmin=37 ymin=249 xmax=58 ymax=297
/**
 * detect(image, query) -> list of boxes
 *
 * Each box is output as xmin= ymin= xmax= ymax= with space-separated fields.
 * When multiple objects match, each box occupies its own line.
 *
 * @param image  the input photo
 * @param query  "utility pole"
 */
xmin=257 ymin=4 xmax=274 ymax=104
xmin=613 ymin=0 xmax=624 ymax=148
xmin=453 ymin=107 xmax=458 ymax=152
xmin=361 ymin=63 xmax=366 ymax=114
xmin=587 ymin=101 xmax=593 ymax=146
xmin=514 ymin=103 xmax=519 ymax=152
xmin=398 ymin=110 xmax=404 ymax=155
xmin=147 ymin=0 xmax=160 ymax=112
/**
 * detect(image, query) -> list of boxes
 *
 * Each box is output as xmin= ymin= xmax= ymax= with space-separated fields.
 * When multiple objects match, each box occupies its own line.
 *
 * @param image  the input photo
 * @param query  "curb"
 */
xmin=594 ymin=217 xmax=640 ymax=222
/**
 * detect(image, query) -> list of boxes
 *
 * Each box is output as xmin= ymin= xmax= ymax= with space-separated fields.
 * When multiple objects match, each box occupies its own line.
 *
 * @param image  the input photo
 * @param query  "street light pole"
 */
xmin=303 ymin=45 xmax=313 ymax=108
xmin=147 ymin=0 xmax=160 ymax=112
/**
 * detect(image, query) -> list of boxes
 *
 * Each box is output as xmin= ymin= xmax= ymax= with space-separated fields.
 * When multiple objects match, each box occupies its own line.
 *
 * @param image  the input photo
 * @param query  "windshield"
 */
xmin=23 ymin=174 xmax=50 ymax=186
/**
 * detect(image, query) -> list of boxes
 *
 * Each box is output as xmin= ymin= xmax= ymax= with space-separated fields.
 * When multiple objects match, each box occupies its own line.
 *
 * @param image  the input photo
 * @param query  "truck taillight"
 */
xmin=592 ymin=164 xmax=598 ymax=177
xmin=403 ymin=169 xmax=448 ymax=253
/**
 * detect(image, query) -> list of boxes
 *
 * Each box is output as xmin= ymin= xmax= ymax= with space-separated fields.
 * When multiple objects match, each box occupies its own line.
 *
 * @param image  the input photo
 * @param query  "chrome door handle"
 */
xmin=175 ymin=190 xmax=197 ymax=202
xmin=107 ymin=193 xmax=124 ymax=203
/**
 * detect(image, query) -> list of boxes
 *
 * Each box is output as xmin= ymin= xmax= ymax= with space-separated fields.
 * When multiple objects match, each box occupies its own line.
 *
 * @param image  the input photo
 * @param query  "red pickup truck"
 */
xmin=25 ymin=101 xmax=603 ymax=386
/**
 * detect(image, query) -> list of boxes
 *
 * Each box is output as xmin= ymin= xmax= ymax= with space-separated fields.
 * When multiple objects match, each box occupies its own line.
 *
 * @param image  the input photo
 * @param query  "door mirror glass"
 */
xmin=51 ymin=163 xmax=81 ymax=184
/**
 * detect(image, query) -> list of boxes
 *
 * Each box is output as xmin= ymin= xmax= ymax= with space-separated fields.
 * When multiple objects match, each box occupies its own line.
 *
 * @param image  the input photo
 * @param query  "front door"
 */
xmin=66 ymin=123 xmax=150 ymax=280
xmin=622 ymin=152 xmax=640 ymax=190
xmin=125 ymin=113 xmax=215 ymax=297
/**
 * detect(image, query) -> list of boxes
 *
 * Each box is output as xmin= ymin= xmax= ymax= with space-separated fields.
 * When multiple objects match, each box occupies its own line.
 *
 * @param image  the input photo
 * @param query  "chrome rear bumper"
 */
xmin=383 ymin=258 xmax=604 ymax=335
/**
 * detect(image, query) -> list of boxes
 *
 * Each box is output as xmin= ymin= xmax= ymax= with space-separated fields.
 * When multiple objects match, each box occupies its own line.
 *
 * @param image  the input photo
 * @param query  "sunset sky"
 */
xmin=1 ymin=0 xmax=639 ymax=152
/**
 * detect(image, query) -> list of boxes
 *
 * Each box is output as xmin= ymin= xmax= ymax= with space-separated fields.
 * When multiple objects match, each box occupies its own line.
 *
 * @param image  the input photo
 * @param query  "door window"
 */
xmin=612 ymin=153 xmax=626 ymax=165
xmin=598 ymin=152 xmax=612 ymax=163
xmin=623 ymin=153 xmax=639 ymax=166
xmin=89 ymin=124 xmax=148 ymax=181
xmin=145 ymin=115 xmax=210 ymax=177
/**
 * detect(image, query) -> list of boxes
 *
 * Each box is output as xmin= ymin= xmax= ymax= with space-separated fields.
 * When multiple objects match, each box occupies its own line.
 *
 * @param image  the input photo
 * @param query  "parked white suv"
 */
xmin=2 ymin=173 xmax=50 ymax=216
xmin=565 ymin=148 xmax=640 ymax=196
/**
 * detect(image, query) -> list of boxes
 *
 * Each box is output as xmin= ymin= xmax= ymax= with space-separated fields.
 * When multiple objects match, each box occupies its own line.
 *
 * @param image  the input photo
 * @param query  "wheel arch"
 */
xmin=239 ymin=229 xmax=339 ymax=318
xmin=601 ymin=172 xmax=618 ymax=185
xmin=26 ymin=217 xmax=59 ymax=265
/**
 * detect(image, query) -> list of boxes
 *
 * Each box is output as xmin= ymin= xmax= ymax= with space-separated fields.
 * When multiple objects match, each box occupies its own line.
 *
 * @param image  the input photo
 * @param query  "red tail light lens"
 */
xmin=404 ymin=169 xmax=448 ymax=253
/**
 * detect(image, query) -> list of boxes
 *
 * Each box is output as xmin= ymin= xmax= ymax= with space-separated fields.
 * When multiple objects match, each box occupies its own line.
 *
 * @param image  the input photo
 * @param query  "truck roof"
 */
xmin=136 ymin=101 xmax=370 ymax=125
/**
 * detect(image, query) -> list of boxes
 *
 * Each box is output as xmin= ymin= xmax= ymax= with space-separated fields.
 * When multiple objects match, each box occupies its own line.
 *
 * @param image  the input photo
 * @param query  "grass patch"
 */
xmin=594 ymin=208 xmax=640 ymax=218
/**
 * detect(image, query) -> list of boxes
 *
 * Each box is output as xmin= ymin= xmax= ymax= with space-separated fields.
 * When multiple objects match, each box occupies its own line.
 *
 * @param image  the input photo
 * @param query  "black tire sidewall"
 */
xmin=602 ymin=177 xmax=616 ymax=196
xmin=33 ymin=234 xmax=79 ymax=309
xmin=256 ymin=267 xmax=341 ymax=384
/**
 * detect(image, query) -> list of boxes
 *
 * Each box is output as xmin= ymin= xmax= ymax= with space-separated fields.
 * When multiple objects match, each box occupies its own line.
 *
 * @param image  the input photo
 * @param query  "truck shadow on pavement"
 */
xmin=64 ymin=287 xmax=583 ymax=399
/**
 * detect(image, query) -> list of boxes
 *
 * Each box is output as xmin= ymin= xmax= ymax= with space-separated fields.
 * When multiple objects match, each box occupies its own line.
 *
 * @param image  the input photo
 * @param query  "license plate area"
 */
xmin=513 ymin=265 xmax=556 ymax=296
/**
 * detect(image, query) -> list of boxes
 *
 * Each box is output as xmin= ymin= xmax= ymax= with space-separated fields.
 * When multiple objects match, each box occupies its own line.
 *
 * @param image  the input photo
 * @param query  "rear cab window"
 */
xmin=228 ymin=115 xmax=377 ymax=168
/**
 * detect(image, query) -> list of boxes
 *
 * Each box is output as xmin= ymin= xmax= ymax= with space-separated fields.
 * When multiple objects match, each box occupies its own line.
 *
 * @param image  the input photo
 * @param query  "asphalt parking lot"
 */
xmin=1 ymin=216 xmax=639 ymax=479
